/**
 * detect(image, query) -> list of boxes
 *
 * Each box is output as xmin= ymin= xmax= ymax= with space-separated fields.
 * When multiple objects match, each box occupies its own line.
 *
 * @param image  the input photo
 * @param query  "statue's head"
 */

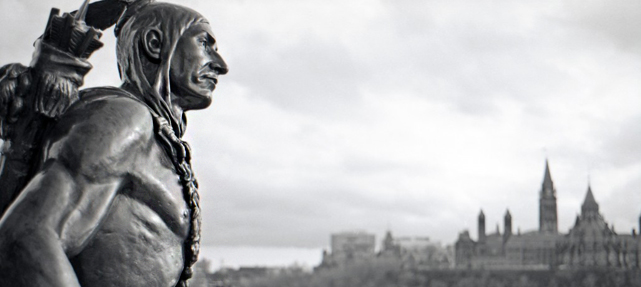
xmin=115 ymin=2 xmax=228 ymax=135
xmin=169 ymin=22 xmax=227 ymax=110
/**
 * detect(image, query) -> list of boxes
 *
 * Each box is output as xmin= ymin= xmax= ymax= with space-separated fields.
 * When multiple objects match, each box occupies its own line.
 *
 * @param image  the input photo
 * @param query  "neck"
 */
xmin=169 ymin=92 xmax=187 ymax=137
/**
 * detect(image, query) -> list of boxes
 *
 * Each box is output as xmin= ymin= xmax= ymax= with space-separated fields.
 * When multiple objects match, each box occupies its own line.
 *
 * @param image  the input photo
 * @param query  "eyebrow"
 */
xmin=197 ymin=30 xmax=216 ymax=45
xmin=207 ymin=33 xmax=216 ymax=45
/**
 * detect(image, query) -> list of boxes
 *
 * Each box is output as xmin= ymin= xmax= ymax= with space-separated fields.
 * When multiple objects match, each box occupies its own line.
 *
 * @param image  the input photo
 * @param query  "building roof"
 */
xmin=581 ymin=185 xmax=599 ymax=212
xmin=456 ymin=230 xmax=474 ymax=244
xmin=567 ymin=186 xmax=614 ymax=240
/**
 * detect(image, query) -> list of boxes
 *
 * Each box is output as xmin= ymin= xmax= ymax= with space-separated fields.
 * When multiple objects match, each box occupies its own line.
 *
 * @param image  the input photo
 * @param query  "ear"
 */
xmin=142 ymin=28 xmax=163 ymax=60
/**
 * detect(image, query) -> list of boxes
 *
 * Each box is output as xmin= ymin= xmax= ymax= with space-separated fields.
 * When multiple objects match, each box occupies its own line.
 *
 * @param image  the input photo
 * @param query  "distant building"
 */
xmin=379 ymin=231 xmax=452 ymax=269
xmin=539 ymin=161 xmax=558 ymax=234
xmin=317 ymin=231 xmax=376 ymax=268
xmin=557 ymin=186 xmax=641 ymax=268
xmin=454 ymin=160 xmax=641 ymax=270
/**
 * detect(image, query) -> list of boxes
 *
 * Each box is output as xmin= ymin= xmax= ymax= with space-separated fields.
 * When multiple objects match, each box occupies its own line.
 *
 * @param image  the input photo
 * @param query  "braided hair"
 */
xmin=153 ymin=115 xmax=201 ymax=287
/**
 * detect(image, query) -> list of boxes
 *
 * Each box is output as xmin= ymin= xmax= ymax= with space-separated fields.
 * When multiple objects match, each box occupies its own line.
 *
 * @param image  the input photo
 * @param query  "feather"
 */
xmin=70 ymin=0 xmax=128 ymax=30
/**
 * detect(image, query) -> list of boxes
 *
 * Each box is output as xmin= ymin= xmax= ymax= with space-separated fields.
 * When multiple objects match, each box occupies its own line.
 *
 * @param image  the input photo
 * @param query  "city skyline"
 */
xmin=0 ymin=0 xmax=640 ymax=269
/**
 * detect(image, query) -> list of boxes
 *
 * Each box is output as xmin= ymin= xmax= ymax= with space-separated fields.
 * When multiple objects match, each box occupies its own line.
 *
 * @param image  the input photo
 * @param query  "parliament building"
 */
xmin=455 ymin=161 xmax=641 ymax=270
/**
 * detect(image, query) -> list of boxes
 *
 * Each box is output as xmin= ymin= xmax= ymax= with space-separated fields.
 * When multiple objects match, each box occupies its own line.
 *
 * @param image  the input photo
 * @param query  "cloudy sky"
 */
xmin=1 ymin=0 xmax=641 ymax=267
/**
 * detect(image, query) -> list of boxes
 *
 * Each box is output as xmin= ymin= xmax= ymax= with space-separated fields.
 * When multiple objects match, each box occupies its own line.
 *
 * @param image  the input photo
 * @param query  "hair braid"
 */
xmin=153 ymin=115 xmax=202 ymax=287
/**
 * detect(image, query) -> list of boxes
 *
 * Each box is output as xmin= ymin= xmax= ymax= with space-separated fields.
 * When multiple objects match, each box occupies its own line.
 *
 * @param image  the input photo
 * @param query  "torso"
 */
xmin=68 ymin=90 xmax=191 ymax=287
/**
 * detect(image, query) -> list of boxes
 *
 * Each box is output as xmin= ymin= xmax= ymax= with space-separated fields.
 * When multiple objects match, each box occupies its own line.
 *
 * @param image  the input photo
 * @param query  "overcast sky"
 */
xmin=1 ymin=0 xmax=641 ymax=253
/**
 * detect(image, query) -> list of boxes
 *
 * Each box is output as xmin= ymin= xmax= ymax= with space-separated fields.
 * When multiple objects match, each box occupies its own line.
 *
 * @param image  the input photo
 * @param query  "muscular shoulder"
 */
xmin=43 ymin=88 xmax=155 ymax=180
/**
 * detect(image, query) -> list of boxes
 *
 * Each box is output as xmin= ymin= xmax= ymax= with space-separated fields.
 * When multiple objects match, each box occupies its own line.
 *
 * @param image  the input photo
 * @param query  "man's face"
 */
xmin=170 ymin=22 xmax=228 ymax=110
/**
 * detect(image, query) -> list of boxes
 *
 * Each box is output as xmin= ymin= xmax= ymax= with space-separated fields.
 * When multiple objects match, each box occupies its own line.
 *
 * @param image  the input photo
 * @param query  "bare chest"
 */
xmin=70 ymin=143 xmax=191 ymax=286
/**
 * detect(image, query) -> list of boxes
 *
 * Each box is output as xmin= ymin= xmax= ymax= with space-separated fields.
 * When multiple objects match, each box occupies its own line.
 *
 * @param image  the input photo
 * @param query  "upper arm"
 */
xmin=0 ymin=96 xmax=154 ymax=256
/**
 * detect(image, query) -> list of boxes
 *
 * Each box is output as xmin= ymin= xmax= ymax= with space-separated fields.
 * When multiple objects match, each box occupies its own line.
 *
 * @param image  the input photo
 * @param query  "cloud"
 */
xmin=566 ymin=0 xmax=641 ymax=53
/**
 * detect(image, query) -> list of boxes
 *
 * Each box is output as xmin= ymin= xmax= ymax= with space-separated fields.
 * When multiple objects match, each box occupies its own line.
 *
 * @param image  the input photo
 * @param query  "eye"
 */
xmin=197 ymin=37 xmax=208 ymax=48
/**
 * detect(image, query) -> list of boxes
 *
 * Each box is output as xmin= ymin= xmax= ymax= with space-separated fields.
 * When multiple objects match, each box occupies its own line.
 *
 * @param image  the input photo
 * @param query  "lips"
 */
xmin=203 ymin=76 xmax=218 ymax=85
xmin=203 ymin=78 xmax=217 ymax=86
xmin=200 ymin=72 xmax=218 ymax=84
xmin=198 ymin=73 xmax=218 ymax=90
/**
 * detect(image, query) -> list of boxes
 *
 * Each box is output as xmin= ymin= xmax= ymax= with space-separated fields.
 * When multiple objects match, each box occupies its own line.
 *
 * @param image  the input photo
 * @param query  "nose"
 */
xmin=209 ymin=51 xmax=228 ymax=75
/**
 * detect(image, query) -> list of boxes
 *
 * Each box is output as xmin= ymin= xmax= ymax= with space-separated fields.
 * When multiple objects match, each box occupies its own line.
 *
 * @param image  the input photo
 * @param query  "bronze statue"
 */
xmin=0 ymin=0 xmax=228 ymax=286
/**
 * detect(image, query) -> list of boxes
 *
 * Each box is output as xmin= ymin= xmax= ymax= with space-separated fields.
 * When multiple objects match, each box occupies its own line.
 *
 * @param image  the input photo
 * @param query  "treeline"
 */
xmin=238 ymin=259 xmax=402 ymax=287
xmin=237 ymin=259 xmax=641 ymax=287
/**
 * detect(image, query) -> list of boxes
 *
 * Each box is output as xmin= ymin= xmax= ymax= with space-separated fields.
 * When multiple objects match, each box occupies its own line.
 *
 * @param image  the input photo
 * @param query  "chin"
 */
xmin=186 ymin=93 xmax=213 ymax=110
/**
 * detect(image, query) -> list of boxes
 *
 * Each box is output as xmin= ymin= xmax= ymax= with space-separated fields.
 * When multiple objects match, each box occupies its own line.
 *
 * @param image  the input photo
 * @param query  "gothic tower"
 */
xmin=478 ymin=210 xmax=486 ymax=243
xmin=503 ymin=209 xmax=512 ymax=243
xmin=539 ymin=160 xmax=558 ymax=234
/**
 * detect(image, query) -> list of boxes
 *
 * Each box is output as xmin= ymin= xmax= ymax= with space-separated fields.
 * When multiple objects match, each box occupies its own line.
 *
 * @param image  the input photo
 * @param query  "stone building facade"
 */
xmin=379 ymin=231 xmax=452 ymax=269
